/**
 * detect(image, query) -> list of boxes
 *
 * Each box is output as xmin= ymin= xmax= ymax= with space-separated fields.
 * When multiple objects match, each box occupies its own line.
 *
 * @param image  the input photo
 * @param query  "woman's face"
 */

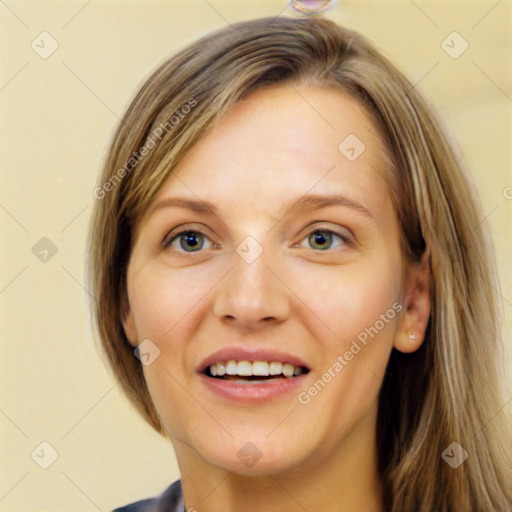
xmin=123 ymin=85 xmax=418 ymax=476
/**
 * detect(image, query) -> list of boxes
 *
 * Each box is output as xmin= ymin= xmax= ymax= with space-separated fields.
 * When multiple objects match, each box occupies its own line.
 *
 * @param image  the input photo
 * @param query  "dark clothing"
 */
xmin=112 ymin=479 xmax=184 ymax=512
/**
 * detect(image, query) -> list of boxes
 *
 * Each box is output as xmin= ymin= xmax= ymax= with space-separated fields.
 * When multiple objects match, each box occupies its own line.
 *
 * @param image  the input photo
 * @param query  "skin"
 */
xmin=122 ymin=84 xmax=431 ymax=512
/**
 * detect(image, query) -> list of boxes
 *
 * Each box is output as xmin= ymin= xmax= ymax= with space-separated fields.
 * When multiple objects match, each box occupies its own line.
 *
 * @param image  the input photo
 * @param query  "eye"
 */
xmin=163 ymin=229 xmax=215 ymax=253
xmin=162 ymin=227 xmax=350 ymax=253
xmin=300 ymin=228 xmax=351 ymax=251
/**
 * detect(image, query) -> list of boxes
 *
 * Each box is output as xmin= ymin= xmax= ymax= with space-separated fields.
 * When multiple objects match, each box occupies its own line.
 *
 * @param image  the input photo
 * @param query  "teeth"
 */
xmin=269 ymin=362 xmax=282 ymax=375
xmin=237 ymin=361 xmax=252 ymax=376
xmin=226 ymin=360 xmax=238 ymax=375
xmin=208 ymin=360 xmax=306 ymax=378
xmin=282 ymin=363 xmax=294 ymax=378
xmin=252 ymin=361 xmax=269 ymax=376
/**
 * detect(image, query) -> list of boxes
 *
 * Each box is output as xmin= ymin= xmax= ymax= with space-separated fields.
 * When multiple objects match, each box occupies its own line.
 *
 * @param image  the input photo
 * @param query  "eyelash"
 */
xmin=162 ymin=227 xmax=352 ymax=253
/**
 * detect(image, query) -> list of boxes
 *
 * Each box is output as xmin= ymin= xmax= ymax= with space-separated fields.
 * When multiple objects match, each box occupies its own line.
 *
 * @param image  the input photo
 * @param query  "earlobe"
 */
xmin=394 ymin=248 xmax=431 ymax=354
xmin=120 ymin=293 xmax=138 ymax=347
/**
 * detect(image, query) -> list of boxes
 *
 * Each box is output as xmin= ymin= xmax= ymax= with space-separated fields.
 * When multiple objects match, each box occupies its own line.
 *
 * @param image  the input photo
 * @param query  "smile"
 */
xmin=206 ymin=360 xmax=309 ymax=380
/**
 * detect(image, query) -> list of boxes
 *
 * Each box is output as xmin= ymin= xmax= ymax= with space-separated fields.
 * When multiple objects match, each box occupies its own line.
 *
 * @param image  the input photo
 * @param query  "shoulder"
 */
xmin=111 ymin=479 xmax=183 ymax=512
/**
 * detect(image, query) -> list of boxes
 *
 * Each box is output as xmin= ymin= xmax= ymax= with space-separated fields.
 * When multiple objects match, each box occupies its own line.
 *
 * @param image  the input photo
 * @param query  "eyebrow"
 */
xmin=147 ymin=193 xmax=373 ymax=221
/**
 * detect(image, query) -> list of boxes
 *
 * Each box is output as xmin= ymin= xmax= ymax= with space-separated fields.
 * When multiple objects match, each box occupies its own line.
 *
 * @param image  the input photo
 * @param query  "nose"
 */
xmin=213 ymin=246 xmax=290 ymax=330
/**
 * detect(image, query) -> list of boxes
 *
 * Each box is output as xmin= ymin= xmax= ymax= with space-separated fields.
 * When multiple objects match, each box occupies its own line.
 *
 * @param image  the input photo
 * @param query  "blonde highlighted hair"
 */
xmin=86 ymin=16 xmax=511 ymax=511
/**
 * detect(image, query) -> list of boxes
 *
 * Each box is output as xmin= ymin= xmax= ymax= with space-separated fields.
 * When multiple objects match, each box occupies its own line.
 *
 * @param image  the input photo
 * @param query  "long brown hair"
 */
xmin=86 ymin=16 xmax=511 ymax=511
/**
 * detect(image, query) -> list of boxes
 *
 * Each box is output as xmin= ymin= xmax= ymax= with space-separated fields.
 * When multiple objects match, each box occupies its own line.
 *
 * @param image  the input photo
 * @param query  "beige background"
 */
xmin=1 ymin=1 xmax=510 ymax=510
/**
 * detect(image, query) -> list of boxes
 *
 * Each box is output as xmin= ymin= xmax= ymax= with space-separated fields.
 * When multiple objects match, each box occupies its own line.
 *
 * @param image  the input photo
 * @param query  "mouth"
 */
xmin=197 ymin=348 xmax=312 ymax=401
xmin=204 ymin=360 xmax=310 ymax=383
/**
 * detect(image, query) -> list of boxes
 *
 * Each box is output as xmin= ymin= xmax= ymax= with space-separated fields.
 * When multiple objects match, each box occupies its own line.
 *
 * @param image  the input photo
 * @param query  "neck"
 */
xmin=173 ymin=406 xmax=383 ymax=512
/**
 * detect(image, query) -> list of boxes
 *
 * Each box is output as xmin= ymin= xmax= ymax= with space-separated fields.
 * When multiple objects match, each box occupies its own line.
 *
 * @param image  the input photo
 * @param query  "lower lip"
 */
xmin=198 ymin=372 xmax=309 ymax=403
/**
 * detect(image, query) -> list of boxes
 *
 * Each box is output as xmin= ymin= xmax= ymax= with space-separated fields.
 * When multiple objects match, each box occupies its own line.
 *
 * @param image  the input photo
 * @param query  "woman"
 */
xmin=86 ymin=15 xmax=511 ymax=512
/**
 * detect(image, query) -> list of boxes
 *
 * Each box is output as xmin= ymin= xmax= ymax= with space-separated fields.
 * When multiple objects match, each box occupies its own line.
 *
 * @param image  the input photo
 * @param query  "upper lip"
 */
xmin=197 ymin=346 xmax=311 ymax=373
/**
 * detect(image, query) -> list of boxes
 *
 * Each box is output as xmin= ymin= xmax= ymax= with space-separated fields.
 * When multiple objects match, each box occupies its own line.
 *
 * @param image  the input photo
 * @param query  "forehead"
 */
xmin=147 ymin=85 xmax=392 ymax=224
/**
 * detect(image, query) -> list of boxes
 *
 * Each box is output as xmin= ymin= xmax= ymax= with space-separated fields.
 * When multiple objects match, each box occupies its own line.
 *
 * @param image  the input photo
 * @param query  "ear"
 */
xmin=120 ymin=291 xmax=138 ymax=347
xmin=394 ymin=247 xmax=431 ymax=353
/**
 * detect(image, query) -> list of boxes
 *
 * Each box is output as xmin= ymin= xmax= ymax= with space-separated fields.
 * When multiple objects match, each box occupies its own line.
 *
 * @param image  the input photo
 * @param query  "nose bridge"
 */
xmin=213 ymin=236 xmax=289 ymax=327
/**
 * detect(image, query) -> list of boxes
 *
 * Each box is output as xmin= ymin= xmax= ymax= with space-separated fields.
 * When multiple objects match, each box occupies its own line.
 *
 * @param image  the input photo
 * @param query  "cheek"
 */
xmin=290 ymin=256 xmax=401 ymax=344
xmin=128 ymin=262 xmax=217 ymax=340
xmin=293 ymin=269 xmax=400 ymax=435
xmin=128 ymin=263 xmax=217 ymax=438
xmin=294 ymin=255 xmax=400 ymax=394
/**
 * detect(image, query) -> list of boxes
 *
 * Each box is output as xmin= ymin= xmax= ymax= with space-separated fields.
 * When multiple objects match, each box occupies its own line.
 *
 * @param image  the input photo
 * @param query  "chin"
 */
xmin=200 ymin=437 xmax=310 ymax=477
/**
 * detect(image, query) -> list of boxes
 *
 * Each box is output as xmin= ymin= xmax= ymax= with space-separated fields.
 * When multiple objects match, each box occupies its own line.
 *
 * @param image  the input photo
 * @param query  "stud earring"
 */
xmin=409 ymin=332 xmax=416 ymax=341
